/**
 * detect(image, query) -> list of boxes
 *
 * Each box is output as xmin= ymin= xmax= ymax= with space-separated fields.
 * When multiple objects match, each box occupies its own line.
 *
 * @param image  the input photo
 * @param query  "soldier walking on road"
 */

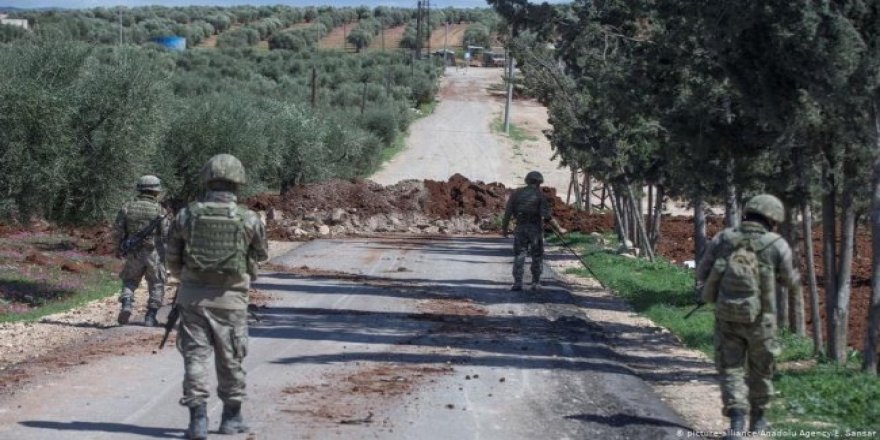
xmin=697 ymin=194 xmax=802 ymax=439
xmin=166 ymin=154 xmax=268 ymax=440
xmin=114 ymin=175 xmax=169 ymax=327
xmin=502 ymin=171 xmax=566 ymax=291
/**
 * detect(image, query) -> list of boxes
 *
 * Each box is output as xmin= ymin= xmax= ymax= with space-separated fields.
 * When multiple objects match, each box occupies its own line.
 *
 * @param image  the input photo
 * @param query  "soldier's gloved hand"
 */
xmin=693 ymin=287 xmax=705 ymax=305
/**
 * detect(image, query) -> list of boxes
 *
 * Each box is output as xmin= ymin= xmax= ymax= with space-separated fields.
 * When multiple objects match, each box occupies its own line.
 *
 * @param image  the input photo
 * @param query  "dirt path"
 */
xmin=428 ymin=23 xmax=468 ymax=50
xmin=318 ymin=21 xmax=357 ymax=51
xmin=0 ymin=237 xmax=691 ymax=439
xmin=368 ymin=25 xmax=406 ymax=51
xmin=371 ymin=67 xmax=569 ymax=193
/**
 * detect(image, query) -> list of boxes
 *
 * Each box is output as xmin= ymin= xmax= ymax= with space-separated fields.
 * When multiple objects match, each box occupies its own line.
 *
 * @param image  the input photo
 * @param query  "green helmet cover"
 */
xmin=136 ymin=175 xmax=162 ymax=192
xmin=744 ymin=194 xmax=785 ymax=223
xmin=201 ymin=154 xmax=246 ymax=185
xmin=525 ymin=171 xmax=544 ymax=184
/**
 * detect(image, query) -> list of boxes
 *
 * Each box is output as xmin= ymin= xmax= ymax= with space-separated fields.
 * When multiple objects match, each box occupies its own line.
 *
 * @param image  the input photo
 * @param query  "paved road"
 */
xmin=0 ymin=237 xmax=691 ymax=439
xmin=371 ymin=67 xmax=569 ymax=192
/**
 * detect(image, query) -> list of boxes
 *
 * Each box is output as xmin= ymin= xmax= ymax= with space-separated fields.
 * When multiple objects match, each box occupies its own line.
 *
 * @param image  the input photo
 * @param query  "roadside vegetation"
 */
xmin=0 ymin=231 xmax=119 ymax=323
xmin=490 ymin=0 xmax=880 ymax=377
xmin=548 ymin=232 xmax=880 ymax=434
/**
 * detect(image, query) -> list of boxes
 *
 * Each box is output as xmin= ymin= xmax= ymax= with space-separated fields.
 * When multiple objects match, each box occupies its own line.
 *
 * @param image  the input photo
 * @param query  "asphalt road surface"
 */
xmin=371 ymin=67 xmax=569 ymax=192
xmin=0 ymin=236 xmax=692 ymax=439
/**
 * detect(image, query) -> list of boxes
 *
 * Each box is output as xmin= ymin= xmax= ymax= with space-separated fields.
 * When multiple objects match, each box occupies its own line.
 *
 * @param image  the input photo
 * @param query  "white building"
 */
xmin=0 ymin=14 xmax=29 ymax=30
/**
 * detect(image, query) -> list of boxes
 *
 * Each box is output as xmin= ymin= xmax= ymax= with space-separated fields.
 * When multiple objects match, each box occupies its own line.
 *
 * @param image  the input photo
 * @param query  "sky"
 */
xmin=1 ymin=0 xmax=570 ymax=9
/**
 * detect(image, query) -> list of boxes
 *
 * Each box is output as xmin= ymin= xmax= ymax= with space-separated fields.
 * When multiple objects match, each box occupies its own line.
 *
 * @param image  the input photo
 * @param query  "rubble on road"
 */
xmin=244 ymin=174 xmax=614 ymax=240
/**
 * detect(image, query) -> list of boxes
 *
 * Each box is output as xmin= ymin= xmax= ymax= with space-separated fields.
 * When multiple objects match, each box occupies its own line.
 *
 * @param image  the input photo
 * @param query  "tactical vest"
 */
xmin=514 ymin=187 xmax=543 ymax=224
xmin=704 ymin=229 xmax=781 ymax=323
xmin=183 ymin=202 xmax=249 ymax=275
xmin=124 ymin=199 xmax=164 ymax=245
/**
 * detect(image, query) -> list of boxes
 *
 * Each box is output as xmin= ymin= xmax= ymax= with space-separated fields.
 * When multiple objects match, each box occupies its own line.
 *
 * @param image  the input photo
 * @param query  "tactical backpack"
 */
xmin=184 ymin=202 xmax=249 ymax=274
xmin=703 ymin=231 xmax=780 ymax=323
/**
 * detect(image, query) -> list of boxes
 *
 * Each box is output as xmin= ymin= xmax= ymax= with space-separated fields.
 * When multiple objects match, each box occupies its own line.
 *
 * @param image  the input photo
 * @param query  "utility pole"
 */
xmin=415 ymin=1 xmax=422 ymax=59
xmin=342 ymin=21 xmax=346 ymax=51
xmin=426 ymin=0 xmax=431 ymax=55
xmin=310 ymin=67 xmax=317 ymax=108
xmin=118 ymin=7 xmax=123 ymax=46
xmin=443 ymin=21 xmax=449 ymax=68
xmin=502 ymin=26 xmax=516 ymax=135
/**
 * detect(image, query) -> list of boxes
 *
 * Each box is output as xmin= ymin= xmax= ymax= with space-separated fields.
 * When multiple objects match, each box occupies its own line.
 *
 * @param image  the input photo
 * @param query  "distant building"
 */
xmin=0 ymin=14 xmax=29 ymax=30
xmin=151 ymin=36 xmax=187 ymax=52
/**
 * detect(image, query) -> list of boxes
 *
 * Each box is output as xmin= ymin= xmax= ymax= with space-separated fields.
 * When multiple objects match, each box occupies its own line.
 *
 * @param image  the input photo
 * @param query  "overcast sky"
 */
xmin=2 ymin=0 xmax=570 ymax=9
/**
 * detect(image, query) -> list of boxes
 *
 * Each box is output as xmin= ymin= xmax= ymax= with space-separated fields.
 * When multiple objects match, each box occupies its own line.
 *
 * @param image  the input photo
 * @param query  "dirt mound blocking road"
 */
xmin=244 ymin=174 xmax=610 ymax=240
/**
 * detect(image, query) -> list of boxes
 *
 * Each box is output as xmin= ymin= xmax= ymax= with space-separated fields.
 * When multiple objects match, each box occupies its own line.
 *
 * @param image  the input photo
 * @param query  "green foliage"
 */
xmin=770 ymin=364 xmax=880 ymax=433
xmin=0 ymin=34 xmax=443 ymax=222
xmin=216 ymin=27 xmax=259 ymax=48
xmin=553 ymin=231 xmax=866 ymax=432
xmin=463 ymin=23 xmax=491 ymax=48
xmin=0 ymin=42 xmax=171 ymax=223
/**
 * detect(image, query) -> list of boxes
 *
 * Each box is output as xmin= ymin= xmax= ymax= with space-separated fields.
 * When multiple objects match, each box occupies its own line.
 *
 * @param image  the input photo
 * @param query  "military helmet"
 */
xmin=201 ymin=154 xmax=246 ymax=185
xmin=744 ymin=194 xmax=784 ymax=224
xmin=525 ymin=171 xmax=544 ymax=184
xmin=136 ymin=175 xmax=162 ymax=192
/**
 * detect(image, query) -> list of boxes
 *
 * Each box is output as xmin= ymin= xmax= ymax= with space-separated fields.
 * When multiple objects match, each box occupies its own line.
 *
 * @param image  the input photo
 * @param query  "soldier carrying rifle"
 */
xmin=113 ymin=175 xmax=169 ymax=327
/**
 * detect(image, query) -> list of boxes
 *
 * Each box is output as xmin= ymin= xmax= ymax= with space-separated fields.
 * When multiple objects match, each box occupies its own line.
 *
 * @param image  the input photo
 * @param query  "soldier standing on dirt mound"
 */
xmin=114 ymin=175 xmax=169 ymax=327
xmin=502 ymin=171 xmax=566 ymax=291
xmin=166 ymin=154 xmax=268 ymax=440
xmin=697 ymin=194 xmax=802 ymax=439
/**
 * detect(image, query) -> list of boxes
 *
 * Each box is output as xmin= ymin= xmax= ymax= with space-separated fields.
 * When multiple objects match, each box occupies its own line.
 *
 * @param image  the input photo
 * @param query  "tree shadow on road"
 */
xmin=19 ymin=421 xmax=185 ymax=438
xmin=565 ymin=413 xmax=693 ymax=432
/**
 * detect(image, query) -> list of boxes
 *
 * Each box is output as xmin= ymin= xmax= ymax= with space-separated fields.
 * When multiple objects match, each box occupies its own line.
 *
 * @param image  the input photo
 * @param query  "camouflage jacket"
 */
xmin=696 ymin=221 xmax=802 ymax=323
xmin=502 ymin=185 xmax=552 ymax=230
xmin=166 ymin=191 xmax=269 ymax=310
xmin=112 ymin=194 xmax=168 ymax=253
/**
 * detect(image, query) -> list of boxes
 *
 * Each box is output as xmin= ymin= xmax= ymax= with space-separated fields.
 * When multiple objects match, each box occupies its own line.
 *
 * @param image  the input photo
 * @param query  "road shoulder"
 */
xmin=545 ymin=245 xmax=726 ymax=434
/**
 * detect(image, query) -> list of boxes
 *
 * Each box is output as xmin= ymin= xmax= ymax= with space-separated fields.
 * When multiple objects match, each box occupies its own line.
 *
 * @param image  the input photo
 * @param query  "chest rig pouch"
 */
xmin=125 ymin=200 xmax=163 ymax=236
xmin=184 ymin=202 xmax=248 ymax=274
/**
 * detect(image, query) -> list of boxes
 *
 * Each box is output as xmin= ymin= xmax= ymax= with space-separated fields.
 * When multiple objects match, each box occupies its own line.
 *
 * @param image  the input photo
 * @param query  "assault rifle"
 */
xmin=159 ymin=288 xmax=179 ymax=349
xmin=119 ymin=214 xmax=167 ymax=257
xmin=549 ymin=225 xmax=605 ymax=289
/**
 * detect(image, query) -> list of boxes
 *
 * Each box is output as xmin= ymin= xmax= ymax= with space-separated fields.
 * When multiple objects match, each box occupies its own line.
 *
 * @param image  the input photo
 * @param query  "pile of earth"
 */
xmin=244 ymin=174 xmax=615 ymax=240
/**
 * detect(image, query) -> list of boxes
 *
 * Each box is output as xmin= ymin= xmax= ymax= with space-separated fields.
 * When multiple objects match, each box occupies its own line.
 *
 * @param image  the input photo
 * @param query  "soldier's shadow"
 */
xmin=19 ymin=421 xmax=185 ymax=438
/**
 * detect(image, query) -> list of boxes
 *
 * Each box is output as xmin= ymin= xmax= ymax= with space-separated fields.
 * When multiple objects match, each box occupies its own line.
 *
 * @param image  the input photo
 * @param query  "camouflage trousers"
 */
xmin=118 ymin=247 xmax=165 ymax=309
xmin=715 ymin=316 xmax=780 ymax=415
xmin=177 ymin=305 xmax=248 ymax=408
xmin=513 ymin=223 xmax=544 ymax=285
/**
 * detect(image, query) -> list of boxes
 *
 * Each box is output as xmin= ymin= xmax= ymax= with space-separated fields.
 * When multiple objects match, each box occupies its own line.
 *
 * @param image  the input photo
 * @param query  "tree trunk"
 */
xmin=833 ymin=185 xmax=856 ymax=364
xmin=695 ymin=196 xmax=707 ymax=262
xmin=786 ymin=207 xmax=806 ymax=336
xmin=647 ymin=185 xmax=654 ymax=242
xmin=724 ymin=159 xmax=739 ymax=228
xmin=864 ymin=105 xmax=880 ymax=374
xmin=609 ymin=185 xmax=628 ymax=246
xmin=823 ymin=178 xmax=841 ymax=361
xmin=626 ymin=183 xmax=654 ymax=261
xmin=803 ymin=203 xmax=824 ymax=356
xmin=585 ymin=173 xmax=593 ymax=215
xmin=650 ymin=185 xmax=664 ymax=253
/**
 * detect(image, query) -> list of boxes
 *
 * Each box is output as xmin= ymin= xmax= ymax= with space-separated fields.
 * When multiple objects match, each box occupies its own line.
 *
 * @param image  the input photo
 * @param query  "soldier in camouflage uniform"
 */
xmin=697 ymin=194 xmax=802 ymax=438
xmin=502 ymin=171 xmax=565 ymax=291
xmin=166 ymin=154 xmax=268 ymax=440
xmin=113 ymin=175 xmax=169 ymax=327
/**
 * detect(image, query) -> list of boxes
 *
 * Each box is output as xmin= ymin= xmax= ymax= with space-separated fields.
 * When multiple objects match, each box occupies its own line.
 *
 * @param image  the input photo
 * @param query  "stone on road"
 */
xmin=0 ymin=236 xmax=690 ymax=439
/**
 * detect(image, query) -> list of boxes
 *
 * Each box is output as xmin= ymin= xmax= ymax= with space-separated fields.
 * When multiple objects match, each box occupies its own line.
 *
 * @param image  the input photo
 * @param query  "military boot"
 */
xmin=749 ymin=408 xmax=770 ymax=433
xmin=187 ymin=404 xmax=208 ymax=440
xmin=117 ymin=297 xmax=132 ymax=325
xmin=723 ymin=409 xmax=746 ymax=440
xmin=510 ymin=283 xmax=523 ymax=291
xmin=143 ymin=307 xmax=159 ymax=327
xmin=530 ymin=281 xmax=540 ymax=292
xmin=219 ymin=403 xmax=250 ymax=434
